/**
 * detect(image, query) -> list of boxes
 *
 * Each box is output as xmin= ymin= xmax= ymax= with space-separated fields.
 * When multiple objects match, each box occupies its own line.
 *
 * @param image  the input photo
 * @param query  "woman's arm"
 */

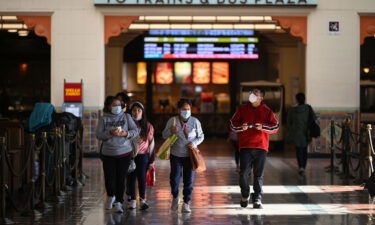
xmin=96 ymin=118 xmax=112 ymax=141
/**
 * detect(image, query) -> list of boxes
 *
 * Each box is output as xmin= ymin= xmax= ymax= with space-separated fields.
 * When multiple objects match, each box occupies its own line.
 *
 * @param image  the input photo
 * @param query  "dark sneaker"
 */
xmin=240 ymin=197 xmax=249 ymax=208
xmin=140 ymin=199 xmax=149 ymax=210
xmin=253 ymin=200 xmax=263 ymax=209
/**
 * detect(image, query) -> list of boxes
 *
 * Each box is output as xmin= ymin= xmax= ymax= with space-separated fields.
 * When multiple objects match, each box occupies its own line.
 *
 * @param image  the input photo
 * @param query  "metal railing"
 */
xmin=0 ymin=125 xmax=83 ymax=223
xmin=326 ymin=117 xmax=375 ymax=183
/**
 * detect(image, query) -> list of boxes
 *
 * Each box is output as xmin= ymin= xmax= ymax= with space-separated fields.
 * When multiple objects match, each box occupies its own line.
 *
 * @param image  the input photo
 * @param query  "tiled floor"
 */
xmin=6 ymin=138 xmax=375 ymax=225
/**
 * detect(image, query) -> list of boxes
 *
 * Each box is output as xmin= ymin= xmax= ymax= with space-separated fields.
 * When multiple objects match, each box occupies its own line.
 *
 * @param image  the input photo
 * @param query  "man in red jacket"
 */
xmin=230 ymin=88 xmax=279 ymax=209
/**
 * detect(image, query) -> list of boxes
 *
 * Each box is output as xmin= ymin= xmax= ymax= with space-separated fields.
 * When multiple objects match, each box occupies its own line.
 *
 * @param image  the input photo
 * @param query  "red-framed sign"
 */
xmin=64 ymin=81 xmax=82 ymax=102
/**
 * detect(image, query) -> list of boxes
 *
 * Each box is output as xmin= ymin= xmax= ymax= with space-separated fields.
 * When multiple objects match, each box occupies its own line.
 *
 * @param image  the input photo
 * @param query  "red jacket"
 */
xmin=230 ymin=103 xmax=279 ymax=152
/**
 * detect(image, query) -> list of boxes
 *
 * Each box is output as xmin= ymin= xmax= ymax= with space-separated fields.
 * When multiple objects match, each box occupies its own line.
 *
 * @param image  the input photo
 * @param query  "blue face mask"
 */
xmin=180 ymin=110 xmax=191 ymax=119
xmin=132 ymin=116 xmax=142 ymax=121
xmin=111 ymin=106 xmax=122 ymax=115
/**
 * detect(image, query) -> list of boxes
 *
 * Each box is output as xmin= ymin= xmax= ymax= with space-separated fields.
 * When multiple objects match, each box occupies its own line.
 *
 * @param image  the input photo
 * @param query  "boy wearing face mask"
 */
xmin=162 ymin=99 xmax=204 ymax=213
xmin=96 ymin=96 xmax=139 ymax=213
xmin=230 ymin=89 xmax=279 ymax=209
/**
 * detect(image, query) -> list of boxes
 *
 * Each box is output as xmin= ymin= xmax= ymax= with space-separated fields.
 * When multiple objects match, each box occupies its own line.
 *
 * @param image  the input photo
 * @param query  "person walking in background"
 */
xmin=162 ymin=99 xmax=204 ymax=213
xmin=96 ymin=96 xmax=139 ymax=213
xmin=287 ymin=93 xmax=316 ymax=176
xmin=127 ymin=101 xmax=155 ymax=210
xmin=116 ymin=92 xmax=131 ymax=114
xmin=230 ymin=88 xmax=279 ymax=209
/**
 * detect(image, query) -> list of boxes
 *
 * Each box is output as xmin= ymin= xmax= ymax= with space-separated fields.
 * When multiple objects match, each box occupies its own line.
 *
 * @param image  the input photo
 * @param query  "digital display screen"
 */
xmin=137 ymin=62 xmax=147 ymax=84
xmin=174 ymin=62 xmax=192 ymax=84
xmin=212 ymin=62 xmax=229 ymax=84
xmin=193 ymin=62 xmax=210 ymax=84
xmin=156 ymin=62 xmax=173 ymax=84
xmin=144 ymin=36 xmax=259 ymax=59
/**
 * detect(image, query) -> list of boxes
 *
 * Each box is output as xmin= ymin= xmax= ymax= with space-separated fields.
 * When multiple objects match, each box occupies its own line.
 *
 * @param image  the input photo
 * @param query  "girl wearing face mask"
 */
xmin=162 ymin=98 xmax=204 ymax=213
xmin=126 ymin=101 xmax=155 ymax=210
xmin=96 ymin=96 xmax=139 ymax=213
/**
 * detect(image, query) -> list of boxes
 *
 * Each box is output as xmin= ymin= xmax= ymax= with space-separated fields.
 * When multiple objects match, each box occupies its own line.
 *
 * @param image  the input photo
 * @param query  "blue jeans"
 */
xmin=127 ymin=154 xmax=149 ymax=200
xmin=170 ymin=154 xmax=195 ymax=203
xmin=239 ymin=148 xmax=267 ymax=202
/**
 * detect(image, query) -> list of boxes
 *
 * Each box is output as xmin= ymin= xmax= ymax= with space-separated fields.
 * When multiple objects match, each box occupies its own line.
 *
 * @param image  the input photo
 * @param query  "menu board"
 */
xmin=212 ymin=62 xmax=229 ymax=84
xmin=156 ymin=62 xmax=173 ymax=84
xmin=174 ymin=62 xmax=192 ymax=84
xmin=193 ymin=62 xmax=210 ymax=84
xmin=137 ymin=62 xmax=147 ymax=84
xmin=144 ymin=37 xmax=259 ymax=59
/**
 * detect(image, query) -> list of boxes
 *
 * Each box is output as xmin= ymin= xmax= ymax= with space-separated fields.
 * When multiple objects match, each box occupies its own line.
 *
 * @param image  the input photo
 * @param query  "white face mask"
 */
xmin=249 ymin=93 xmax=258 ymax=103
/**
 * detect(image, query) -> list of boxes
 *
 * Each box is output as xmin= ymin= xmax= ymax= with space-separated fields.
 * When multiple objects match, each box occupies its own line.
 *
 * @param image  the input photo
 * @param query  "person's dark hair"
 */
xmin=250 ymin=88 xmax=265 ymax=97
xmin=177 ymin=98 xmax=192 ymax=109
xmin=103 ymin=96 xmax=117 ymax=113
xmin=296 ymin=93 xmax=306 ymax=105
xmin=115 ymin=92 xmax=131 ymax=109
xmin=130 ymin=101 xmax=149 ymax=141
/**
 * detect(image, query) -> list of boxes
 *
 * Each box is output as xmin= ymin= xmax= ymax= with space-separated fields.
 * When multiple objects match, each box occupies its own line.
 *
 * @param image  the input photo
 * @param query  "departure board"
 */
xmin=144 ymin=37 xmax=259 ymax=59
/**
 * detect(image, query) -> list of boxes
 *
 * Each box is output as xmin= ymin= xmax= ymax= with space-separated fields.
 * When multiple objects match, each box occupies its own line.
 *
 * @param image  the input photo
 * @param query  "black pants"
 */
xmin=102 ymin=154 xmax=131 ymax=203
xmin=230 ymin=140 xmax=240 ymax=166
xmin=239 ymin=148 xmax=267 ymax=202
xmin=170 ymin=155 xmax=195 ymax=204
xmin=127 ymin=154 xmax=149 ymax=200
xmin=296 ymin=146 xmax=308 ymax=169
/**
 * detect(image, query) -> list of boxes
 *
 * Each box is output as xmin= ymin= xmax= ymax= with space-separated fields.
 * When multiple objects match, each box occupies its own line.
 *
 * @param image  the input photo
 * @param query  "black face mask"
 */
xmin=121 ymin=102 xmax=126 ymax=109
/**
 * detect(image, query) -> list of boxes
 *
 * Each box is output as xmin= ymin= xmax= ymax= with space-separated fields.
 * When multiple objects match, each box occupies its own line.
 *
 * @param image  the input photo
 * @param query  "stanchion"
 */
xmin=0 ymin=137 xmax=14 ymax=224
xmin=367 ymin=124 xmax=374 ymax=179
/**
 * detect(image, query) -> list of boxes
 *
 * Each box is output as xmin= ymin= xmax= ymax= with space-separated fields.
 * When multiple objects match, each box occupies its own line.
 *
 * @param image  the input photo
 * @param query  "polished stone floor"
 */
xmin=8 ymin=138 xmax=375 ymax=225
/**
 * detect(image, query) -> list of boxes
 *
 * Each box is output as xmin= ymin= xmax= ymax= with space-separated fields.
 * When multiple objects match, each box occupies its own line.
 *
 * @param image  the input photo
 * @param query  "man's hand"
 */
xmin=255 ymin=123 xmax=263 ymax=131
xmin=171 ymin=126 xmax=179 ymax=134
xmin=242 ymin=123 xmax=249 ymax=131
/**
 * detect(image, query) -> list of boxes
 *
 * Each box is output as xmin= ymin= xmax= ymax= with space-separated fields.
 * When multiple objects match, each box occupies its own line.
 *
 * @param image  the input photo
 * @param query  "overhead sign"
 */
xmin=95 ymin=0 xmax=318 ymax=6
xmin=64 ymin=83 xmax=82 ymax=102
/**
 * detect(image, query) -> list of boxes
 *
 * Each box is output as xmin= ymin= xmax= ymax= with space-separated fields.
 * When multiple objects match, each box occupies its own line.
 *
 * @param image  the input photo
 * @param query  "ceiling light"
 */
xmin=2 ymin=23 xmax=23 ymax=29
xmin=191 ymin=24 xmax=213 ymax=29
xmin=128 ymin=24 xmax=150 ymax=29
xmin=193 ymin=16 xmax=216 ymax=22
xmin=169 ymin=16 xmax=192 ymax=21
xmin=170 ymin=24 xmax=192 ymax=29
xmin=212 ymin=24 xmax=234 ymax=29
xmin=255 ymin=24 xmax=276 ymax=30
xmin=217 ymin=16 xmax=240 ymax=22
xmin=264 ymin=16 xmax=272 ymax=21
xmin=363 ymin=68 xmax=370 ymax=74
xmin=149 ymin=24 xmax=170 ymax=29
xmin=18 ymin=30 xmax=29 ymax=36
xmin=144 ymin=16 xmax=168 ymax=21
xmin=241 ymin=16 xmax=265 ymax=21
xmin=7 ymin=29 xmax=17 ymax=33
xmin=2 ymin=16 xmax=17 ymax=20
xmin=234 ymin=24 xmax=255 ymax=29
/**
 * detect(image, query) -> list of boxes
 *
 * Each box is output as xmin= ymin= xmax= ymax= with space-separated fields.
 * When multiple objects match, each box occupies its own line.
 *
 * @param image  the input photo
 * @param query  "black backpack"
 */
xmin=307 ymin=105 xmax=320 ymax=138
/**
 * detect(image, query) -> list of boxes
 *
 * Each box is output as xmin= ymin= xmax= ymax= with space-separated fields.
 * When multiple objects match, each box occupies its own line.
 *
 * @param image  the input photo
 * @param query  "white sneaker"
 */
xmin=105 ymin=196 xmax=116 ymax=210
xmin=113 ymin=202 xmax=124 ymax=213
xmin=171 ymin=197 xmax=179 ymax=211
xmin=128 ymin=200 xmax=136 ymax=209
xmin=182 ymin=203 xmax=191 ymax=213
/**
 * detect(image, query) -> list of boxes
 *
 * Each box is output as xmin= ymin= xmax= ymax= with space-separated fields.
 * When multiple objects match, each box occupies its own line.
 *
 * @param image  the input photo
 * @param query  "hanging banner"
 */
xmin=95 ymin=0 xmax=318 ymax=6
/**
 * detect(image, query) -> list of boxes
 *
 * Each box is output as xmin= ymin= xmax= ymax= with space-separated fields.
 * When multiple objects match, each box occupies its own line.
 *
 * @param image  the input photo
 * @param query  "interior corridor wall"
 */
xmin=305 ymin=0 xmax=375 ymax=153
